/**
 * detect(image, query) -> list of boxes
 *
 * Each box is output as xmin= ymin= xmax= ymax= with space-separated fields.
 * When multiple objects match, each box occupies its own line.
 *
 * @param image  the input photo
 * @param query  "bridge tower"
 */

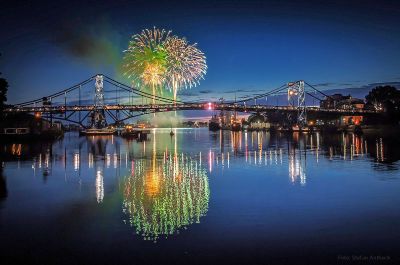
xmin=90 ymin=75 xmax=107 ymax=128
xmin=287 ymin=80 xmax=307 ymax=128
xmin=94 ymin=74 xmax=105 ymax=108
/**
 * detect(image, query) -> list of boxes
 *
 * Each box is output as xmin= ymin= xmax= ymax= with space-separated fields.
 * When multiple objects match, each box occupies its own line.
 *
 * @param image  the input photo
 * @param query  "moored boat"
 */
xmin=208 ymin=115 xmax=220 ymax=131
xmin=231 ymin=122 xmax=242 ymax=131
xmin=79 ymin=128 xmax=116 ymax=136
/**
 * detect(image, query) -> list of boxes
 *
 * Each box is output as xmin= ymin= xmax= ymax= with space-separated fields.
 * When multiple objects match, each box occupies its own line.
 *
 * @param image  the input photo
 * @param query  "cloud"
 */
xmin=312 ymin=82 xmax=334 ymax=87
xmin=199 ymin=90 xmax=212 ymax=94
xmin=178 ymin=90 xmax=199 ymax=96
xmin=309 ymin=81 xmax=400 ymax=100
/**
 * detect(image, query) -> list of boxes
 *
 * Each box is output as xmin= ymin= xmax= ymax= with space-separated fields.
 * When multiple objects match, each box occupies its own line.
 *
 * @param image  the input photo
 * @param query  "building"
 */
xmin=320 ymin=94 xmax=365 ymax=110
xmin=248 ymin=114 xmax=270 ymax=130
xmin=340 ymin=115 xmax=363 ymax=125
xmin=336 ymin=98 xmax=365 ymax=110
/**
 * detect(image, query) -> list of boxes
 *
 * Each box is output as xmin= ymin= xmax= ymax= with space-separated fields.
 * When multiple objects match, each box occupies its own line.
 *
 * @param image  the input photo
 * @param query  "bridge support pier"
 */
xmin=288 ymin=80 xmax=307 ymax=128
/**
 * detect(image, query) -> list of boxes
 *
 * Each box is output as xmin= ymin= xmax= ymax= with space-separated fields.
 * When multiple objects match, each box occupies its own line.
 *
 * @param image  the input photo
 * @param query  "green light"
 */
xmin=122 ymin=154 xmax=209 ymax=242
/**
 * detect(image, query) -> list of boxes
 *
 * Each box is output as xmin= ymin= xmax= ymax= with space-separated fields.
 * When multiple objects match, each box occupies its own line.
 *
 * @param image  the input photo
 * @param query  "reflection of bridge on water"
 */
xmin=5 ymin=74 xmax=381 ymax=128
xmin=11 ymin=131 xmax=384 ymax=191
xmin=2 ymin=130 xmax=383 ymax=191
xmin=208 ymin=131 xmax=380 ymax=186
xmin=1 ymin=130 xmax=391 ymax=239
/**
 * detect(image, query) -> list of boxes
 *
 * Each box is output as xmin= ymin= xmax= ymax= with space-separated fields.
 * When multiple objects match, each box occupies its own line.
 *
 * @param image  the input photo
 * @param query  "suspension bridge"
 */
xmin=4 ymin=74 xmax=380 ymax=128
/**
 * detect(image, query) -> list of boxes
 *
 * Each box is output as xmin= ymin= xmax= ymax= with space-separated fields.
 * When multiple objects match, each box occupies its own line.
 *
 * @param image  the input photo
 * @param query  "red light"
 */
xmin=207 ymin=102 xmax=213 ymax=110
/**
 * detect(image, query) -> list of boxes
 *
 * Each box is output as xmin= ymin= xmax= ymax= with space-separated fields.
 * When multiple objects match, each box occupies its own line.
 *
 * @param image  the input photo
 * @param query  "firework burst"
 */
xmin=164 ymin=36 xmax=207 ymax=101
xmin=123 ymin=28 xmax=207 ymax=103
xmin=123 ymin=27 xmax=170 ymax=103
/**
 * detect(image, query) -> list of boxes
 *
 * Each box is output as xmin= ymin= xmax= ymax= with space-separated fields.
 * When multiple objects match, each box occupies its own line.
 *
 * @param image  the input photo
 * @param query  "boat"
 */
xmin=79 ymin=128 xmax=116 ymax=136
xmin=170 ymin=130 xmax=175 ymax=136
xmin=120 ymin=125 xmax=151 ymax=141
xmin=208 ymin=115 xmax=220 ymax=131
xmin=231 ymin=121 xmax=242 ymax=131
xmin=292 ymin=125 xmax=309 ymax=132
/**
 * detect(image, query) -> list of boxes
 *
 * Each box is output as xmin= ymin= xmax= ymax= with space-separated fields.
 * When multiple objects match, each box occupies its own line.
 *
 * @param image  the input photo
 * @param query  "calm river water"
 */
xmin=0 ymin=129 xmax=399 ymax=265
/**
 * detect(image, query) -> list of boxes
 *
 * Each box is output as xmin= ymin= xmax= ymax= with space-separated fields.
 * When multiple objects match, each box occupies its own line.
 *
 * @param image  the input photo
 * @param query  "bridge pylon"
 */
xmin=90 ymin=75 xmax=107 ymax=128
xmin=288 ymin=80 xmax=307 ymax=128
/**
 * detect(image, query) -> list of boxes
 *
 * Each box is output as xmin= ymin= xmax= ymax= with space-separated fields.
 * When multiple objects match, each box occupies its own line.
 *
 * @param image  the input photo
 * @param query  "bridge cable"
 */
xmin=14 ymin=76 xmax=96 ymax=107
xmin=229 ymin=84 xmax=288 ymax=104
xmin=103 ymin=75 xmax=191 ymax=104
xmin=304 ymin=81 xmax=333 ymax=99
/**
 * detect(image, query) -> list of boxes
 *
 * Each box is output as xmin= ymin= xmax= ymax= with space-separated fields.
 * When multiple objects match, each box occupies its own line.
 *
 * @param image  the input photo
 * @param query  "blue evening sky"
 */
xmin=1 ymin=0 xmax=400 ymax=105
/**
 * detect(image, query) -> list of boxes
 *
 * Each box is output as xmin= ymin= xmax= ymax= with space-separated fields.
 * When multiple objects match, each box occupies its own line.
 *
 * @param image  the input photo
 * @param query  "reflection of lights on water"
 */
xmin=239 ymin=132 xmax=242 ymax=150
xmin=38 ymin=153 xmax=42 ymax=168
xmin=343 ymin=133 xmax=347 ymax=160
xmin=209 ymin=149 xmax=212 ymax=172
xmin=269 ymin=150 xmax=272 ymax=164
xmin=350 ymin=144 xmax=354 ymax=160
xmin=360 ymin=138 xmax=364 ymax=155
xmin=199 ymin=152 xmax=202 ymax=167
xmin=122 ymin=154 xmax=209 ymax=242
xmin=88 ymin=153 xmax=94 ymax=168
xmin=32 ymin=157 xmax=36 ymax=175
xmin=113 ymin=153 xmax=118 ymax=169
xmin=11 ymin=144 xmax=22 ymax=156
xmin=96 ymin=169 xmax=104 ymax=203
xmin=73 ymin=153 xmax=80 ymax=171
xmin=264 ymin=151 xmax=267 ymax=165
xmin=245 ymin=132 xmax=248 ymax=162
xmin=337 ymin=134 xmax=367 ymax=161
xmin=288 ymin=149 xmax=306 ymax=186
xmin=45 ymin=153 xmax=50 ymax=168
xmin=106 ymin=154 xmax=111 ymax=168
xmin=376 ymin=138 xmax=384 ymax=162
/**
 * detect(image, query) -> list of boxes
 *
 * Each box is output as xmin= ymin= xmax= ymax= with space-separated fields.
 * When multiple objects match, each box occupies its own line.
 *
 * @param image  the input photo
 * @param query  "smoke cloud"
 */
xmin=50 ymin=18 xmax=124 ymax=68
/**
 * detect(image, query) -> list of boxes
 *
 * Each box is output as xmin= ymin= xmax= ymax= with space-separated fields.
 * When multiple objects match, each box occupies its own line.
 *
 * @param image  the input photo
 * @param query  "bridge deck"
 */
xmin=5 ymin=103 xmax=379 ymax=116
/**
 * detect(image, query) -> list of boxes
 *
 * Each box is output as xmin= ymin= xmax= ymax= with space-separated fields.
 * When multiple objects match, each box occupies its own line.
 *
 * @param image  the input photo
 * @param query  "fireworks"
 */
xmin=123 ymin=27 xmax=207 ymax=103
xmin=122 ymin=154 xmax=209 ymax=241
xmin=123 ymin=28 xmax=169 ymax=103
xmin=164 ymin=36 xmax=207 ymax=101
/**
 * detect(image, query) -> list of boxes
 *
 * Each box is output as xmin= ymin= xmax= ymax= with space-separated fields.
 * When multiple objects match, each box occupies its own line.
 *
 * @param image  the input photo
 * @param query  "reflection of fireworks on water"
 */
xmin=96 ymin=169 xmax=104 ymax=203
xmin=122 ymin=154 xmax=209 ymax=242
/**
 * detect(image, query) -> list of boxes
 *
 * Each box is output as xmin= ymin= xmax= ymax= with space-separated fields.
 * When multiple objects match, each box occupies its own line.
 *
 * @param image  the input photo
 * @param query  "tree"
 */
xmin=366 ymin=85 xmax=400 ymax=123
xmin=0 ymin=54 xmax=9 ymax=113
xmin=0 ymin=76 xmax=8 ymax=108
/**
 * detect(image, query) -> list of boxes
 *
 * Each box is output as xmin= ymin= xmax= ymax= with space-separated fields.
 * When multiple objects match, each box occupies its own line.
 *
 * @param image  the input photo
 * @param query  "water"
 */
xmin=0 ymin=129 xmax=399 ymax=265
